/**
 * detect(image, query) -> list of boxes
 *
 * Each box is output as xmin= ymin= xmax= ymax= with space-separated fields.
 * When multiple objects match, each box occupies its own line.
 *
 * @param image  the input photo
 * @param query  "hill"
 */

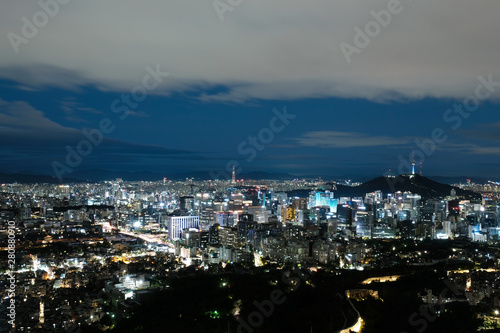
xmin=332 ymin=174 xmax=481 ymax=200
xmin=0 ymin=171 xmax=83 ymax=184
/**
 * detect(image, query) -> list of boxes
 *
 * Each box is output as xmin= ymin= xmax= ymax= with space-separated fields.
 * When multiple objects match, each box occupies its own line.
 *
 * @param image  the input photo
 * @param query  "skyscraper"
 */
xmin=168 ymin=216 xmax=199 ymax=241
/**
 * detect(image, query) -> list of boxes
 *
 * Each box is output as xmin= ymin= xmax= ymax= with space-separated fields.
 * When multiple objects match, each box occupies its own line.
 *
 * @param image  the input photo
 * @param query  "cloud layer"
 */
xmin=0 ymin=99 xmax=197 ymax=174
xmin=1 ymin=0 xmax=499 ymax=102
xmin=296 ymin=131 xmax=408 ymax=148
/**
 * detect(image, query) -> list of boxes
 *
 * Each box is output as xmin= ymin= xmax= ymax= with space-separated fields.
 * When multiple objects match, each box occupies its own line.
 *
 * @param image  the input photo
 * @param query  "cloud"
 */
xmin=60 ymin=99 xmax=106 ymax=123
xmin=434 ymin=140 xmax=500 ymax=155
xmin=60 ymin=100 xmax=104 ymax=115
xmin=126 ymin=110 xmax=149 ymax=118
xmin=0 ymin=64 xmax=87 ymax=92
xmin=0 ymin=98 xmax=79 ymax=145
xmin=65 ymin=117 xmax=91 ymax=124
xmin=466 ymin=146 xmax=500 ymax=155
xmin=295 ymin=131 xmax=409 ymax=148
xmin=458 ymin=122 xmax=500 ymax=142
xmin=0 ymin=0 xmax=499 ymax=102
xmin=0 ymin=99 xmax=198 ymax=172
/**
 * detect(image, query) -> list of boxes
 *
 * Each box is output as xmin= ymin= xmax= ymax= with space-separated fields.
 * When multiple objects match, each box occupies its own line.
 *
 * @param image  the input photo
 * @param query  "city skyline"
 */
xmin=4 ymin=2 xmax=500 ymax=332
xmin=1 ymin=174 xmax=499 ymax=332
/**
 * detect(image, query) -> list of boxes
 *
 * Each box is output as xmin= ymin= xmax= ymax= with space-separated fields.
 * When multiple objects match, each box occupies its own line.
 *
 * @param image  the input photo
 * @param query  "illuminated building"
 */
xmin=308 ymin=190 xmax=338 ymax=213
xmin=356 ymin=211 xmax=374 ymax=238
xmin=216 ymin=212 xmax=235 ymax=227
xmin=168 ymin=216 xmax=199 ymax=240
xmin=219 ymin=227 xmax=239 ymax=247
xmin=39 ymin=300 xmax=44 ymax=325
xmin=181 ymin=228 xmax=201 ymax=248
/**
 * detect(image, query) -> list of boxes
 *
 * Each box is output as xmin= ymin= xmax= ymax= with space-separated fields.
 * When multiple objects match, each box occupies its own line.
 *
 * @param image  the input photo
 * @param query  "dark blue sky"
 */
xmin=2 ymin=77 xmax=500 ymax=179
xmin=1 ymin=1 xmax=500 ymax=180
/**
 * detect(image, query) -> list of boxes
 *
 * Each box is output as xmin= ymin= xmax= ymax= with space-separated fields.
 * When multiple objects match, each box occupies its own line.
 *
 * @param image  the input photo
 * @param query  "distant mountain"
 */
xmin=0 ymin=169 xmax=489 ymax=200
xmin=234 ymin=171 xmax=297 ymax=180
xmin=0 ymin=171 xmax=82 ymax=184
xmin=70 ymin=169 xmax=299 ymax=181
xmin=426 ymin=175 xmax=490 ymax=185
xmin=0 ymin=169 xmax=298 ymax=183
xmin=70 ymin=169 xmax=165 ymax=181
xmin=333 ymin=174 xmax=481 ymax=200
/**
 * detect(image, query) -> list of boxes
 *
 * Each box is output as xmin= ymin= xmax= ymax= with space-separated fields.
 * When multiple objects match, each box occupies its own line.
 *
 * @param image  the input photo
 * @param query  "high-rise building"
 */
xmin=219 ymin=227 xmax=239 ymax=247
xmin=200 ymin=205 xmax=215 ymax=229
xmin=356 ymin=211 xmax=374 ymax=238
xmin=247 ymin=206 xmax=269 ymax=223
xmin=237 ymin=215 xmax=257 ymax=244
xmin=209 ymin=224 xmax=220 ymax=245
xmin=180 ymin=196 xmax=194 ymax=211
xmin=168 ymin=216 xmax=199 ymax=240
xmin=181 ymin=229 xmax=201 ymax=248
xmin=216 ymin=212 xmax=235 ymax=227
xmin=443 ymin=220 xmax=453 ymax=237
xmin=292 ymin=197 xmax=308 ymax=210
xmin=308 ymin=190 xmax=337 ymax=213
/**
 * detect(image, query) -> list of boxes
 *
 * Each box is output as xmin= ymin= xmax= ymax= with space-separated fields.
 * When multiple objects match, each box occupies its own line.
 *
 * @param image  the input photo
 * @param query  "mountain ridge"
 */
xmin=332 ymin=174 xmax=481 ymax=200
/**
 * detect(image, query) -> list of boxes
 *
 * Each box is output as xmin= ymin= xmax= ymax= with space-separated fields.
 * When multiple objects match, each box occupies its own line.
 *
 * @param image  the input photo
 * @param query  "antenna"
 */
xmin=411 ymin=150 xmax=415 ymax=175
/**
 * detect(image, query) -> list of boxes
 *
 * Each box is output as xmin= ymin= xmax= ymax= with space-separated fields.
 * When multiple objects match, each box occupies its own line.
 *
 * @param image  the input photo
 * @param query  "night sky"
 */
xmin=1 ymin=1 xmax=500 ymax=179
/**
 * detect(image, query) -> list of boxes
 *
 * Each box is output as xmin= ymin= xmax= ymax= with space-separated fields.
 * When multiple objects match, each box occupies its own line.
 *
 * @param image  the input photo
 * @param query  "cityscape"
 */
xmin=2 ymin=0 xmax=500 ymax=332
xmin=2 ymin=169 xmax=500 ymax=332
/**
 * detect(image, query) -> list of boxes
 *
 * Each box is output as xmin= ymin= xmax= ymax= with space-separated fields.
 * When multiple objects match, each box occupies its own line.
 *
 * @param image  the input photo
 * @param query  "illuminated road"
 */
xmin=118 ymin=230 xmax=173 ymax=248
xmin=339 ymin=291 xmax=364 ymax=333
xmin=361 ymin=275 xmax=402 ymax=285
